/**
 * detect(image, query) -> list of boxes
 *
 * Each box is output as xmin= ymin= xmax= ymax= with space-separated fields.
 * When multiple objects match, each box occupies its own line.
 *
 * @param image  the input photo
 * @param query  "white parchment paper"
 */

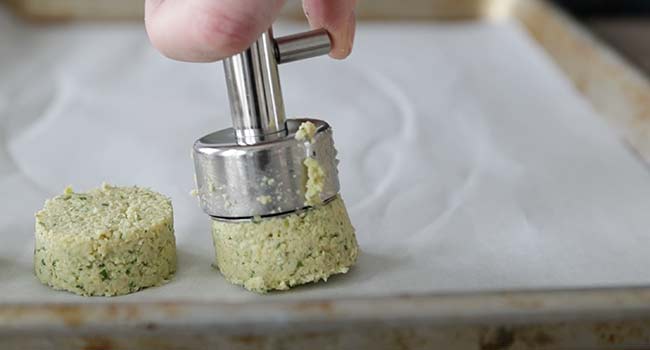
xmin=2 ymin=7 xmax=650 ymax=303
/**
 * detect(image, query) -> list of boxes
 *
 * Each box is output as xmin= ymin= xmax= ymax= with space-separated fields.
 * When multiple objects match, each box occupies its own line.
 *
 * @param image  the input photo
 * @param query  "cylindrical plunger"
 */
xmin=223 ymin=29 xmax=285 ymax=144
xmin=223 ymin=28 xmax=331 ymax=145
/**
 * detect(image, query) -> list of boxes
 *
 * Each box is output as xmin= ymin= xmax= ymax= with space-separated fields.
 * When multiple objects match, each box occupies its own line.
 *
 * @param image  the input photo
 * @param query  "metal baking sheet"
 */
xmin=3 ymin=0 xmax=650 ymax=348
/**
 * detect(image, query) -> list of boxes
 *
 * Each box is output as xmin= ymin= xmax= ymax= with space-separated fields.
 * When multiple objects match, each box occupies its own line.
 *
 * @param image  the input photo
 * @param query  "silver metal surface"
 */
xmin=193 ymin=119 xmax=340 ymax=219
xmin=276 ymin=29 xmax=332 ymax=64
xmin=223 ymin=29 xmax=286 ymax=144
xmin=200 ymin=27 xmax=337 ymax=218
xmin=222 ymin=27 xmax=332 ymax=145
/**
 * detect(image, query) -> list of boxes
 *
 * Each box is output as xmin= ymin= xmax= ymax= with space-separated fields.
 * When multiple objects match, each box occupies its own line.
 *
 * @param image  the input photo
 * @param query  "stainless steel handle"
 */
xmin=223 ymin=27 xmax=332 ymax=145
xmin=275 ymin=28 xmax=331 ymax=64
xmin=224 ymin=29 xmax=285 ymax=144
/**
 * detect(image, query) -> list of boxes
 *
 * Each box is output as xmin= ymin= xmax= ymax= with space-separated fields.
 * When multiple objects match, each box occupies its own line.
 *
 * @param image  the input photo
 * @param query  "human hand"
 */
xmin=145 ymin=0 xmax=356 ymax=62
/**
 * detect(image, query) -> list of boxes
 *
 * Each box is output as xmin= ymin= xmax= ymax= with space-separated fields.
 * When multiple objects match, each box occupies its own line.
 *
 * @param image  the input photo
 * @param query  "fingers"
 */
xmin=302 ymin=0 xmax=356 ymax=59
xmin=144 ymin=0 xmax=356 ymax=62
xmin=145 ymin=0 xmax=286 ymax=62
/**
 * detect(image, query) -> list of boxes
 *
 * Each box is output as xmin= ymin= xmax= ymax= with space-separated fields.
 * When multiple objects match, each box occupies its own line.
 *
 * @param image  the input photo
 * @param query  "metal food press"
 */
xmin=192 ymin=27 xmax=342 ymax=220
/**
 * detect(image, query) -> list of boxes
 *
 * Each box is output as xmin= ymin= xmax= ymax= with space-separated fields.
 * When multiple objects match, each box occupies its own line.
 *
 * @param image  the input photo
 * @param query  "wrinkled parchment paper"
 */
xmin=2 ymin=8 xmax=650 ymax=303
